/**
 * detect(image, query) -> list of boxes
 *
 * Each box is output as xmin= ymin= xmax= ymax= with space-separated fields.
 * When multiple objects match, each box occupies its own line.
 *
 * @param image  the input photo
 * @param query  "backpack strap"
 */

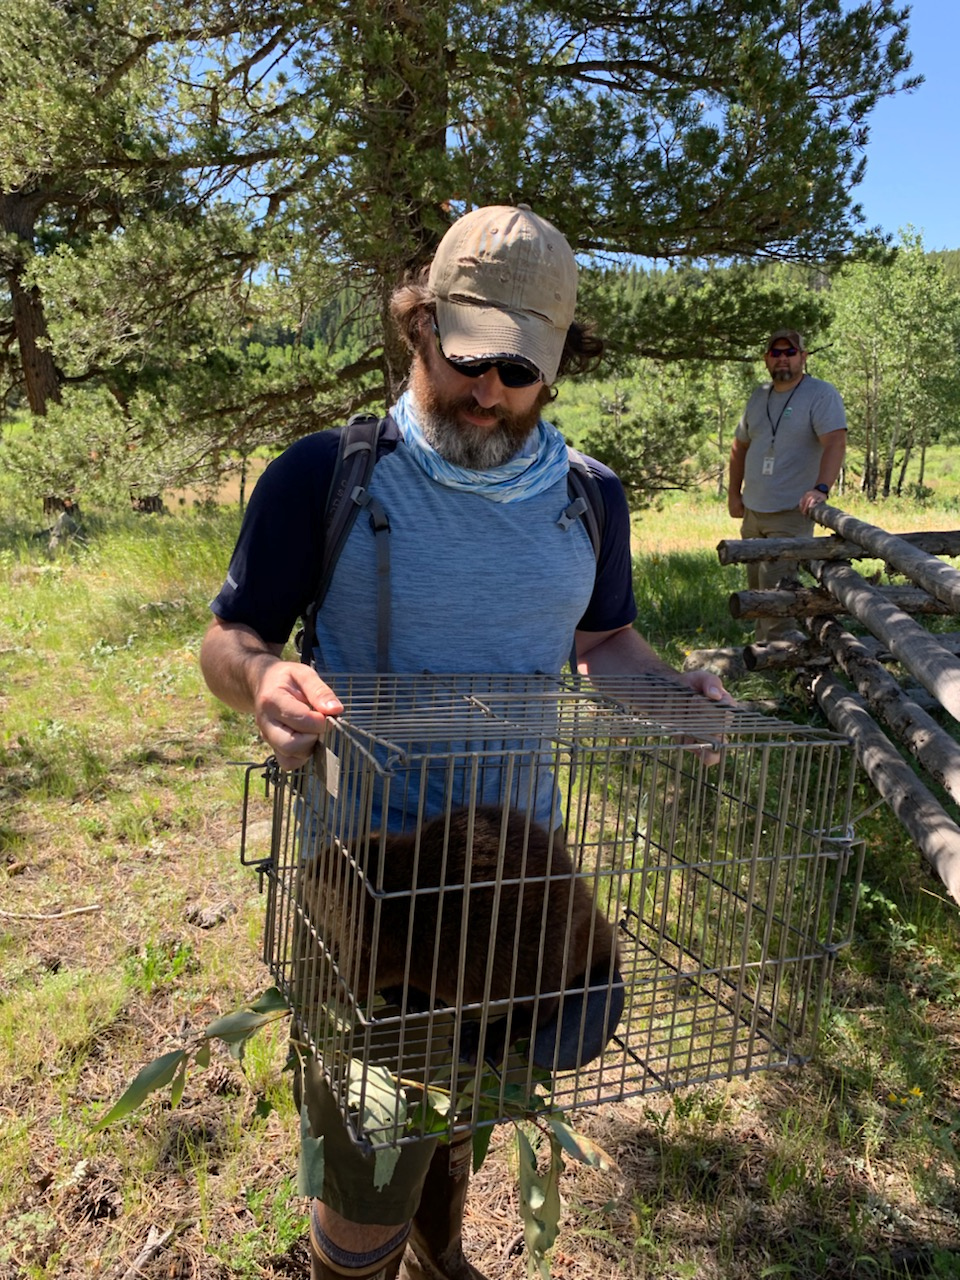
xmin=300 ymin=413 xmax=392 ymax=667
xmin=558 ymin=446 xmax=606 ymax=673
xmin=559 ymin=446 xmax=604 ymax=557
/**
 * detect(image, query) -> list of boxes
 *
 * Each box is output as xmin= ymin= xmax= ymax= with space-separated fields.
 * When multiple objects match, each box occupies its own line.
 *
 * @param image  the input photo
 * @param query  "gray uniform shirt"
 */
xmin=735 ymin=374 xmax=846 ymax=512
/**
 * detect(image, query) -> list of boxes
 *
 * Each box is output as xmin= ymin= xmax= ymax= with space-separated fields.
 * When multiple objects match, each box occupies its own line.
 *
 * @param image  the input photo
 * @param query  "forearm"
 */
xmin=576 ymin=624 xmax=680 ymax=682
xmin=728 ymin=441 xmax=747 ymax=516
xmin=576 ymin=624 xmax=730 ymax=699
xmin=200 ymin=617 xmax=343 ymax=770
xmin=799 ymin=430 xmax=847 ymax=515
xmin=200 ymin=619 xmax=284 ymax=714
xmin=815 ymin=431 xmax=846 ymax=489
xmin=728 ymin=450 xmax=745 ymax=495
xmin=576 ymin=625 xmax=734 ymax=768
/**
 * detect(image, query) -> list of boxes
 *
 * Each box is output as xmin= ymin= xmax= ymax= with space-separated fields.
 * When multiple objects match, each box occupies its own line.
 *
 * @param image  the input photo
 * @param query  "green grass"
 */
xmin=0 ymin=483 xmax=959 ymax=1277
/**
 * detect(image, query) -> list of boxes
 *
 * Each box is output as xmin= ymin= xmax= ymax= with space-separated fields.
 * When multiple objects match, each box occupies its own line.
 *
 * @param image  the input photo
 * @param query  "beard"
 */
xmin=409 ymin=358 xmax=547 ymax=469
xmin=771 ymin=366 xmax=796 ymax=384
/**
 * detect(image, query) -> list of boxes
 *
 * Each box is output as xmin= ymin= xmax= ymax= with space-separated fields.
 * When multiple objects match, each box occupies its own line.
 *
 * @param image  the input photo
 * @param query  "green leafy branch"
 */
xmin=345 ymin=1058 xmax=617 ymax=1280
xmin=512 ymin=1093 xmax=616 ymax=1279
xmin=91 ymin=987 xmax=291 ymax=1132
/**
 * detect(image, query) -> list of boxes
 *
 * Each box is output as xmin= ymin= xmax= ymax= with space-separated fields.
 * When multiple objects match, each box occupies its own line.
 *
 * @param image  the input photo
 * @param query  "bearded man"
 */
xmin=201 ymin=205 xmax=728 ymax=1280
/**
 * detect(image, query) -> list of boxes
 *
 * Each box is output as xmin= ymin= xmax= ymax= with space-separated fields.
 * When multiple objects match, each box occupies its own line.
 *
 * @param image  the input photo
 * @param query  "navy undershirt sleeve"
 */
xmin=210 ymin=432 xmax=340 ymax=646
xmin=575 ymin=457 xmax=638 ymax=633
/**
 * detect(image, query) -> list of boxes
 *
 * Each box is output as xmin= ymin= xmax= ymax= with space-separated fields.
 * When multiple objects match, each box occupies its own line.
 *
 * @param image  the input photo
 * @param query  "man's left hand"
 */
xmin=799 ymin=489 xmax=828 ymax=516
xmin=674 ymin=670 xmax=738 ymax=766
xmin=679 ymin=669 xmax=737 ymax=706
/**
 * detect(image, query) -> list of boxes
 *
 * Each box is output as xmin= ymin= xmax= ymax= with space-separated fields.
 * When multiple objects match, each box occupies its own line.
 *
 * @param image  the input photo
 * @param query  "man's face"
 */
xmin=764 ymin=341 xmax=807 ymax=386
xmin=409 ymin=323 xmax=550 ymax=469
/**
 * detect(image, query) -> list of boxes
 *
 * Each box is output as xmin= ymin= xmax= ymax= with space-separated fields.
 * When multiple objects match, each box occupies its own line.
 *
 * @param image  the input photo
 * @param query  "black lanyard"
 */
xmin=765 ymin=375 xmax=804 ymax=444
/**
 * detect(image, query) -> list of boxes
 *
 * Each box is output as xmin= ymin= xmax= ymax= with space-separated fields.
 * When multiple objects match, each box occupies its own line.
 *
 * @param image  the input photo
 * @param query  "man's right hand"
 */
xmin=199 ymin=619 xmax=344 ymax=771
xmin=253 ymin=660 xmax=344 ymax=771
xmin=728 ymin=492 xmax=745 ymax=519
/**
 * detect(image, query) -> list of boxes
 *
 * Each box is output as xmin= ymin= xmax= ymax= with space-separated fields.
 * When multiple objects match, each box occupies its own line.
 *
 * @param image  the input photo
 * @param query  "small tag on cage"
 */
xmin=309 ymin=740 xmax=340 ymax=798
xmin=323 ymin=746 xmax=340 ymax=798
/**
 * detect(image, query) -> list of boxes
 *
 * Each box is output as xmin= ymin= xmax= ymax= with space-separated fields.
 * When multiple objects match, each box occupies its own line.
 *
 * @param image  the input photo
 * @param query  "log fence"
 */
xmin=719 ymin=503 xmax=960 ymax=906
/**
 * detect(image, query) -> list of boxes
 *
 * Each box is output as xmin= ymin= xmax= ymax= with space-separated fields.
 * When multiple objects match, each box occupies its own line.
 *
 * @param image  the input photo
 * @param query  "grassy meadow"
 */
xmin=1 ymin=470 xmax=960 ymax=1278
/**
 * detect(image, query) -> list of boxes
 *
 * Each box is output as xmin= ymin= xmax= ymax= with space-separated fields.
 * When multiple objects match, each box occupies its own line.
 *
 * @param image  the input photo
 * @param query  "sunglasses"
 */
xmin=433 ymin=324 xmax=543 ymax=388
xmin=767 ymin=345 xmax=799 ymax=358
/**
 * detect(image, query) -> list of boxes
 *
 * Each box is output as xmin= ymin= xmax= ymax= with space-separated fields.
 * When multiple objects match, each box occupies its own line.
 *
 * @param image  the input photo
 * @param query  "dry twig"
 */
xmin=0 ymin=904 xmax=102 ymax=921
xmin=118 ymin=1225 xmax=176 ymax=1280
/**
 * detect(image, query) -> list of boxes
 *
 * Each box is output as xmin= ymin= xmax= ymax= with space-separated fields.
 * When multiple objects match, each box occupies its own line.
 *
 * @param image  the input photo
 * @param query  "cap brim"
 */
xmin=436 ymin=299 xmax=565 ymax=384
xmin=767 ymin=329 xmax=804 ymax=350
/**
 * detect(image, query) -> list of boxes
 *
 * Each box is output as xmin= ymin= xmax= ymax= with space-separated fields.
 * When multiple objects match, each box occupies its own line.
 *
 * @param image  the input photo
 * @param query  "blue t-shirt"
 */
xmin=211 ymin=420 xmax=637 ymax=659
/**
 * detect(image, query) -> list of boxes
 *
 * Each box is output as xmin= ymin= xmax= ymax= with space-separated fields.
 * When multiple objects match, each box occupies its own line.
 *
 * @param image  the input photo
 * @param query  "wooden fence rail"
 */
xmin=717 ymin=529 xmax=960 ymax=565
xmin=730 ymin=584 xmax=952 ymax=621
xmin=719 ymin=502 xmax=960 ymax=907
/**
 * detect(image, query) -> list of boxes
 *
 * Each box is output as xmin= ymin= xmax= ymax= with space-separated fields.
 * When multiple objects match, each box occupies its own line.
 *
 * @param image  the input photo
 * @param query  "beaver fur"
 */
xmin=296 ymin=805 xmax=622 ymax=1066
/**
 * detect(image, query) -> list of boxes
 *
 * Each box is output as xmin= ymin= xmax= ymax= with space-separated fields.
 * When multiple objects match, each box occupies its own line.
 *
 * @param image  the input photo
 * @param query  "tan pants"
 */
xmin=740 ymin=507 xmax=813 ymax=642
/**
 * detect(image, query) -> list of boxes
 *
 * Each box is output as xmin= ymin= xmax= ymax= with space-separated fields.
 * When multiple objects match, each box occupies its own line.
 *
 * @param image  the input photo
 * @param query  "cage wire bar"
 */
xmin=241 ymin=672 xmax=861 ymax=1152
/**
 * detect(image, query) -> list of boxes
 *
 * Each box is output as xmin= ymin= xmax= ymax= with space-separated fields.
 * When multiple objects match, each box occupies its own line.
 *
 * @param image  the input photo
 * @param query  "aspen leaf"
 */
xmin=91 ymin=1048 xmax=188 ymax=1131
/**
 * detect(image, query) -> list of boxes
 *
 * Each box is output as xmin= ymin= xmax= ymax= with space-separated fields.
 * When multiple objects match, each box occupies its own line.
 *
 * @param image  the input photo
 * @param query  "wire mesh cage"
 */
xmin=240 ymin=672 xmax=862 ymax=1152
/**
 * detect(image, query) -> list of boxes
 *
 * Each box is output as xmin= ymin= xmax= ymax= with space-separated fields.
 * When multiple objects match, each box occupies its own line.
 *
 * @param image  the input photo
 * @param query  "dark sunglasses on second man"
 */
xmin=768 ymin=345 xmax=799 ymax=358
xmin=433 ymin=323 xmax=543 ymax=388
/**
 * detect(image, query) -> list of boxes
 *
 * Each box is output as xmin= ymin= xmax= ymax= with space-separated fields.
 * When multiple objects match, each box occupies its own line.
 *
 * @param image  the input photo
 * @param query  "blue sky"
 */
xmin=854 ymin=2 xmax=957 ymax=250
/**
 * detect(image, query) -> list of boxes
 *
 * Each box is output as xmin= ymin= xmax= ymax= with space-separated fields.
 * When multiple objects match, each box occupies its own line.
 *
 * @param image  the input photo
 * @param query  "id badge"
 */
xmin=761 ymin=454 xmax=775 ymax=476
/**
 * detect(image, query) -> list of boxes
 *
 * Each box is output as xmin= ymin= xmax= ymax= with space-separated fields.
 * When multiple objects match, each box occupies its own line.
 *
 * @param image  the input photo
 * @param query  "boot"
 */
xmin=404 ymin=1137 xmax=488 ymax=1280
xmin=310 ymin=1248 xmax=404 ymax=1280
xmin=309 ymin=1202 xmax=409 ymax=1280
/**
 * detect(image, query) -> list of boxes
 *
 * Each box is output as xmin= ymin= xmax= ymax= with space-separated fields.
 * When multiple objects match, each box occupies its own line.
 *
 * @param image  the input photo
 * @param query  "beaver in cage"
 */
xmin=295 ymin=805 xmax=624 ymax=1070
